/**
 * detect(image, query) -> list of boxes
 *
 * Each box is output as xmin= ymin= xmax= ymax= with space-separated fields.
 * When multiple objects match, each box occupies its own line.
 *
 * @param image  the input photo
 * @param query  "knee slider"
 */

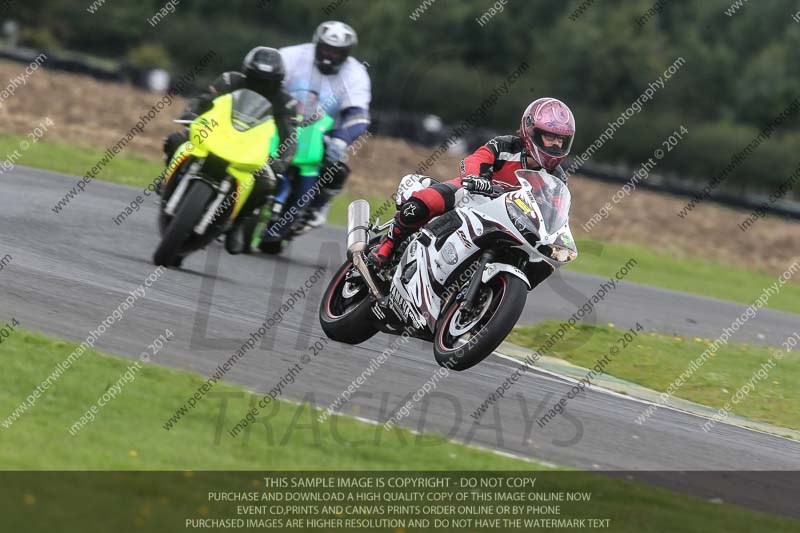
xmin=398 ymin=197 xmax=430 ymax=226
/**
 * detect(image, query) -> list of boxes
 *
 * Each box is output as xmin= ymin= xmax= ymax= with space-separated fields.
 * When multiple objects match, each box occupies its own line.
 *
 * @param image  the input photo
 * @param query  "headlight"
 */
xmin=550 ymin=245 xmax=578 ymax=263
xmin=505 ymin=196 xmax=539 ymax=246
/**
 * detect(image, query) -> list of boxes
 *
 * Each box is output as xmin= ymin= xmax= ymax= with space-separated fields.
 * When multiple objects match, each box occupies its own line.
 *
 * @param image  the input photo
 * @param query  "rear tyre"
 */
xmin=153 ymin=181 xmax=215 ymax=267
xmin=434 ymin=273 xmax=527 ymax=371
xmin=319 ymin=260 xmax=379 ymax=344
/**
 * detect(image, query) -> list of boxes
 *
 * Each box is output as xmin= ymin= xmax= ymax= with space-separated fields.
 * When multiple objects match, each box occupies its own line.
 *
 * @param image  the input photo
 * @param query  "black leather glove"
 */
xmin=186 ymin=96 xmax=213 ymax=117
xmin=268 ymin=156 xmax=289 ymax=176
xmin=163 ymin=131 xmax=188 ymax=164
xmin=462 ymin=174 xmax=493 ymax=194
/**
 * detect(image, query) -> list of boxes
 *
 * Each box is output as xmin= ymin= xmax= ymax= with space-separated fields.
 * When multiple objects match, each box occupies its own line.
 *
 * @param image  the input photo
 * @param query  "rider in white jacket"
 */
xmin=271 ymin=21 xmax=372 ymax=240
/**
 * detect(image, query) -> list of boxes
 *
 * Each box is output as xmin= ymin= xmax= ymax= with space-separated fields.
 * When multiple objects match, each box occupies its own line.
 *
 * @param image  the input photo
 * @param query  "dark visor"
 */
xmin=317 ymin=44 xmax=348 ymax=64
xmin=533 ymin=128 xmax=573 ymax=157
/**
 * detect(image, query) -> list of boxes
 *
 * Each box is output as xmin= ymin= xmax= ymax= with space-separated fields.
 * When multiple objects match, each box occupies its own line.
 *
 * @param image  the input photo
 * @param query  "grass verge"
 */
xmin=1 ymin=134 xmax=162 ymax=188
xmin=0 ymin=327 xmax=538 ymax=470
xmin=508 ymin=321 xmax=800 ymax=430
xmin=10 ymin=133 xmax=800 ymax=314
xmin=0 ymin=328 xmax=798 ymax=532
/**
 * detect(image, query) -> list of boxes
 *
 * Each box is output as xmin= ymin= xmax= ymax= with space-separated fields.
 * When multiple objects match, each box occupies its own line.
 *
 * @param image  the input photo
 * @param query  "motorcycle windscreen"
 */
xmin=230 ymin=89 xmax=274 ymax=131
xmin=196 ymin=92 xmax=277 ymax=171
xmin=515 ymin=169 xmax=571 ymax=235
xmin=290 ymin=89 xmax=335 ymax=170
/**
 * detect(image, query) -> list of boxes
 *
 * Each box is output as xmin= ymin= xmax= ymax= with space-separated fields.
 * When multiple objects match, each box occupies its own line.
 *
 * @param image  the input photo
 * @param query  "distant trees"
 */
xmin=8 ymin=0 xmax=799 ymax=193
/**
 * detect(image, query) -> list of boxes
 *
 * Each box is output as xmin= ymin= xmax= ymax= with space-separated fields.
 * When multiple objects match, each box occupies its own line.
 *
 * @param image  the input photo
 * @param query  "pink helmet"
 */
xmin=520 ymin=98 xmax=575 ymax=171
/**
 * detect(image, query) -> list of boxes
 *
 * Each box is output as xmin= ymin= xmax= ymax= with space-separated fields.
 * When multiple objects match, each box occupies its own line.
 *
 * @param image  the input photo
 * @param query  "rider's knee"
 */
xmin=163 ymin=131 xmax=186 ymax=157
xmin=405 ymin=182 xmax=456 ymax=221
xmin=429 ymin=182 xmax=458 ymax=210
xmin=397 ymin=196 xmax=430 ymax=226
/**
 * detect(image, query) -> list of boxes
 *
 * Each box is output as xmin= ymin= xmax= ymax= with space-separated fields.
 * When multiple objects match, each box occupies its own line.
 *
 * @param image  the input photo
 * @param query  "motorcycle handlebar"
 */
xmin=466 ymin=185 xmax=507 ymax=199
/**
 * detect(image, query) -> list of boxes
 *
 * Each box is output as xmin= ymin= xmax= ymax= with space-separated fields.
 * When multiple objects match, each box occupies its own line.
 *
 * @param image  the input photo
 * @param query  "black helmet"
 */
xmin=241 ymin=46 xmax=285 ymax=97
xmin=313 ymin=21 xmax=357 ymax=75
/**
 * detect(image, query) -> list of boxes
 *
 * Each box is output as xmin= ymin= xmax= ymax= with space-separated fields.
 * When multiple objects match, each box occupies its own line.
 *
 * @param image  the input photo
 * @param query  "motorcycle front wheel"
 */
xmin=153 ymin=181 xmax=215 ymax=267
xmin=433 ymin=273 xmax=527 ymax=371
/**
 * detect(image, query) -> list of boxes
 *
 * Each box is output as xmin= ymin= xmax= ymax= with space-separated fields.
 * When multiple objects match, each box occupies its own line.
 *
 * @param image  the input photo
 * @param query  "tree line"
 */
xmin=9 ymin=0 xmax=800 ymax=194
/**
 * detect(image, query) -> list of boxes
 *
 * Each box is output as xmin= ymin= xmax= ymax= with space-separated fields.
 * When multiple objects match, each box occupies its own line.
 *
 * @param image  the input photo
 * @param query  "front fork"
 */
xmin=163 ymin=172 xmax=232 ymax=235
xmin=458 ymin=251 xmax=494 ymax=313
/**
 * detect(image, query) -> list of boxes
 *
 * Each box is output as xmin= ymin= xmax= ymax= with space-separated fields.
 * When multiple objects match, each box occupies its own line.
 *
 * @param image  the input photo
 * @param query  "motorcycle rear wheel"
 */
xmin=319 ymin=259 xmax=379 ymax=344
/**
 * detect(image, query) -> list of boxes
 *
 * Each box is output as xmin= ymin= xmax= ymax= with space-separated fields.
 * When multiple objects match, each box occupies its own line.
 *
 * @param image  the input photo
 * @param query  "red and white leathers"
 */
xmin=370 ymin=135 xmax=569 ymax=267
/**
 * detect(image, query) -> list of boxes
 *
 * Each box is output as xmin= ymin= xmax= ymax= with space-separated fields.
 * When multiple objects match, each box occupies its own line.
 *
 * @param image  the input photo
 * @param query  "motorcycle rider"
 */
xmin=268 ymin=20 xmax=371 ymax=244
xmin=162 ymin=46 xmax=299 ymax=254
xmin=369 ymin=97 xmax=575 ymax=269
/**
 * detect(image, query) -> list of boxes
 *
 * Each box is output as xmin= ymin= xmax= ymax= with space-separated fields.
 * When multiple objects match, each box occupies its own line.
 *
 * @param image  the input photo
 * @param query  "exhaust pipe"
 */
xmin=346 ymin=199 xmax=382 ymax=299
xmin=347 ymin=199 xmax=371 ymax=260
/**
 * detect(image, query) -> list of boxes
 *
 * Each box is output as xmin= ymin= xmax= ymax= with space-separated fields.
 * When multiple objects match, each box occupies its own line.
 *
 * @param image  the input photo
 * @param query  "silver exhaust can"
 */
xmin=346 ymin=199 xmax=371 ymax=259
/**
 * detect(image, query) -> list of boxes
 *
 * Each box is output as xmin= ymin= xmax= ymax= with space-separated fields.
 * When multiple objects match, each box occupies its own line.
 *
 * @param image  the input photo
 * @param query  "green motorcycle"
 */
xmin=245 ymin=89 xmax=335 ymax=254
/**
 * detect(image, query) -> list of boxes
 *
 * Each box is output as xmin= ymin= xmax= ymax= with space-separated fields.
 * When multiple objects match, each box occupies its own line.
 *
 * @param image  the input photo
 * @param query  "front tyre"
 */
xmin=153 ymin=181 xmax=215 ymax=267
xmin=434 ymin=273 xmax=527 ymax=371
xmin=258 ymin=239 xmax=284 ymax=255
xmin=319 ymin=260 xmax=379 ymax=344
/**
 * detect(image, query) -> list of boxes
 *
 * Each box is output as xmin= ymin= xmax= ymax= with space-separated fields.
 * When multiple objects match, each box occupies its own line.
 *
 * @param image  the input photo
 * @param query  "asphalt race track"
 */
xmin=2 ymin=167 xmax=799 ymax=517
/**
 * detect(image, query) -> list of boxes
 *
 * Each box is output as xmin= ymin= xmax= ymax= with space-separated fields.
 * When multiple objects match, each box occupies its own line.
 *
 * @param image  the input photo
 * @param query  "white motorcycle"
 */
xmin=319 ymin=169 xmax=578 ymax=371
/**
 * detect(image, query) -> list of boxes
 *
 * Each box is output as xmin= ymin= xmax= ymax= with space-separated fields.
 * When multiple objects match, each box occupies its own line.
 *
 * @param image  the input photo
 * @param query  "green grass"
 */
xmin=0 ymin=328 xmax=538 ymax=470
xmin=567 ymin=239 xmax=800 ymax=315
xmin=1 ymin=329 xmax=798 ymax=532
xmin=10 ymin=134 xmax=800 ymax=314
xmin=0 ymin=134 xmax=161 ymax=188
xmin=509 ymin=321 xmax=800 ymax=430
